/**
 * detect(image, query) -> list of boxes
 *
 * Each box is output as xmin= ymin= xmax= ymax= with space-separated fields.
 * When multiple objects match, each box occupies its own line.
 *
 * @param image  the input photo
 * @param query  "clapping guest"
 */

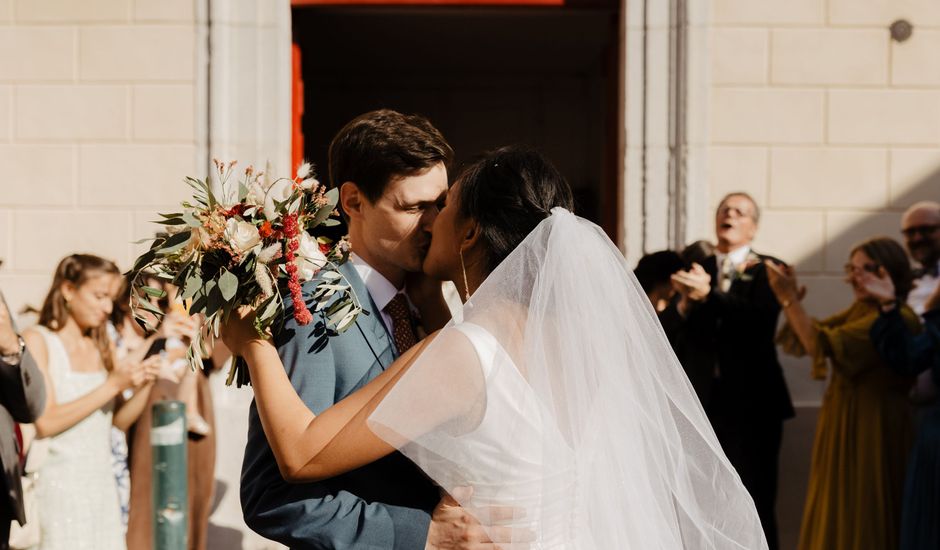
xmin=122 ymin=277 xmax=227 ymax=550
xmin=865 ymin=268 xmax=940 ymax=550
xmin=662 ymin=193 xmax=792 ymax=550
xmin=658 ymin=242 xmax=715 ymax=408
xmin=22 ymin=254 xmax=160 ymax=550
xmin=107 ymin=273 xmax=202 ymax=533
xmin=0 ymin=287 xmax=46 ymax=550
xmin=900 ymin=202 xmax=940 ymax=407
xmin=767 ymin=237 xmax=918 ymax=550
xmin=634 ymin=250 xmax=684 ymax=312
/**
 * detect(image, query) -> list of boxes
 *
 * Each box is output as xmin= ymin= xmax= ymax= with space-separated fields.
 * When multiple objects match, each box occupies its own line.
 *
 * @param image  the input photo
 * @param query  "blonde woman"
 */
xmin=23 ymin=254 xmax=159 ymax=550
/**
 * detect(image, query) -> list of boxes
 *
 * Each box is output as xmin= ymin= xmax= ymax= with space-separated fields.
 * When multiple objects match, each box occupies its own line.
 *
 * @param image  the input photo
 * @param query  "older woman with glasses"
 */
xmin=766 ymin=237 xmax=919 ymax=550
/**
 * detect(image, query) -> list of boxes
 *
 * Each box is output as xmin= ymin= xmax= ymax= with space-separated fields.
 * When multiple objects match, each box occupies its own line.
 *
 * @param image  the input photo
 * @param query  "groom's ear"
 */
xmin=340 ymin=182 xmax=362 ymax=219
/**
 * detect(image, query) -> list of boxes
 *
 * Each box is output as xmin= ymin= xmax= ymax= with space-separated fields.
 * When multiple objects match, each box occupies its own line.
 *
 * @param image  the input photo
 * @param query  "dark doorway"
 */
xmin=293 ymin=4 xmax=621 ymax=238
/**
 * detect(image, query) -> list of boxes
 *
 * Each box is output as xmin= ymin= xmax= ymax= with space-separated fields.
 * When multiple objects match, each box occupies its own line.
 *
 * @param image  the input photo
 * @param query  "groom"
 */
xmin=241 ymin=110 xmax=489 ymax=549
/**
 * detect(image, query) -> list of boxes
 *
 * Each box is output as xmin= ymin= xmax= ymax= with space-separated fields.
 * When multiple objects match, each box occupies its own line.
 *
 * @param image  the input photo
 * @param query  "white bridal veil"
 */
xmin=368 ymin=209 xmax=767 ymax=549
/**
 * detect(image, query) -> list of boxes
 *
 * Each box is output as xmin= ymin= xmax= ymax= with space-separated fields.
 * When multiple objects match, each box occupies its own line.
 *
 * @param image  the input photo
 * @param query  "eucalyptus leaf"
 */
xmin=181 ymin=271 xmax=203 ymax=301
xmin=310 ymin=203 xmax=334 ymax=228
xmin=135 ymin=295 xmax=164 ymax=316
xmin=155 ymin=217 xmax=187 ymax=226
xmin=324 ymin=187 xmax=339 ymax=207
xmin=219 ymin=270 xmax=239 ymax=301
xmin=335 ymin=310 xmax=358 ymax=333
xmin=205 ymin=283 xmax=224 ymax=317
xmin=182 ymin=211 xmax=201 ymax=227
xmin=156 ymin=231 xmax=192 ymax=255
xmin=131 ymin=250 xmax=156 ymax=273
xmin=326 ymin=303 xmax=353 ymax=327
xmin=141 ymin=286 xmax=167 ymax=298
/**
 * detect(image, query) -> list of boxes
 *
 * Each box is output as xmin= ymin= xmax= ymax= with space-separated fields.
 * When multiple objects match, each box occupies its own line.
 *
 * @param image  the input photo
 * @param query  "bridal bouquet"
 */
xmin=129 ymin=160 xmax=363 ymax=387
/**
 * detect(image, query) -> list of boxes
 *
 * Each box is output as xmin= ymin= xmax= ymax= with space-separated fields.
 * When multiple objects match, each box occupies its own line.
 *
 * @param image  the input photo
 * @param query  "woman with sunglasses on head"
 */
xmin=766 ymin=237 xmax=919 ymax=550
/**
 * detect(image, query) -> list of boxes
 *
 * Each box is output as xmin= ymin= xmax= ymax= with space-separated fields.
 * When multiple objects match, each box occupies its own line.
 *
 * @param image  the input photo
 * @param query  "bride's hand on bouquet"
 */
xmin=220 ymin=305 xmax=270 ymax=357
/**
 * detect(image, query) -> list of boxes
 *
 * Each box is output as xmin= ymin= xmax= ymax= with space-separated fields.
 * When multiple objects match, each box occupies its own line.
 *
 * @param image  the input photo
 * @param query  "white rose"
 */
xmin=225 ymin=218 xmax=261 ymax=253
xmin=263 ymin=179 xmax=296 ymax=220
xmin=296 ymin=232 xmax=328 ymax=281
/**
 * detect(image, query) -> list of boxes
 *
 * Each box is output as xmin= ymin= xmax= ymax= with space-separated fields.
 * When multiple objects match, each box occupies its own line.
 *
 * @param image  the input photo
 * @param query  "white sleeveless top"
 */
xmin=451 ymin=322 xmax=579 ymax=548
xmin=33 ymin=326 xmax=125 ymax=550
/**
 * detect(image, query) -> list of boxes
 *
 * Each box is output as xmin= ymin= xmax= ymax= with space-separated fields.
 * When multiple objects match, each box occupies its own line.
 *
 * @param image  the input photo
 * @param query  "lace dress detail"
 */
xmin=34 ymin=326 xmax=125 ymax=550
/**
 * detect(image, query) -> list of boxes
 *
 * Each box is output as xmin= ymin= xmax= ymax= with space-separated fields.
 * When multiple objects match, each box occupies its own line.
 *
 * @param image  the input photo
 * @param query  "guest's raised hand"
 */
xmin=109 ymin=359 xmax=149 ymax=391
xmin=158 ymin=311 xmax=200 ymax=342
xmin=765 ymin=260 xmax=799 ymax=304
xmin=670 ymin=264 xmax=711 ymax=302
xmin=859 ymin=266 xmax=896 ymax=304
xmin=926 ymin=280 xmax=940 ymax=313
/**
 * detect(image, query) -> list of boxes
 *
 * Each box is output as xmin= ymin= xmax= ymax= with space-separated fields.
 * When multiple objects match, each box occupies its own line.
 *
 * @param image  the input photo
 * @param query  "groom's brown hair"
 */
xmin=328 ymin=109 xmax=453 ymax=206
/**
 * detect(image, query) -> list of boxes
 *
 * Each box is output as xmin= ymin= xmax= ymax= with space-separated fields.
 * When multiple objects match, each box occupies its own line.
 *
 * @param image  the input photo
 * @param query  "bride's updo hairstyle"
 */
xmin=457 ymin=146 xmax=574 ymax=273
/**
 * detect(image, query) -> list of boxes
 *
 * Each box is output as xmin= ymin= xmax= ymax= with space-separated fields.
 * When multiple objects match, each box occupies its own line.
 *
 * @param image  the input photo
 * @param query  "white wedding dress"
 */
xmin=34 ymin=326 xmax=125 ymax=550
xmin=369 ymin=209 xmax=768 ymax=549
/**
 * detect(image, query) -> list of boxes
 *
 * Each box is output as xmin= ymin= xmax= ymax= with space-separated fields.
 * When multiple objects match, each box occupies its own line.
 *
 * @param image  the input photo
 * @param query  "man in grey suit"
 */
xmin=0 ymin=291 xmax=46 ymax=550
xmin=241 ymin=110 xmax=493 ymax=549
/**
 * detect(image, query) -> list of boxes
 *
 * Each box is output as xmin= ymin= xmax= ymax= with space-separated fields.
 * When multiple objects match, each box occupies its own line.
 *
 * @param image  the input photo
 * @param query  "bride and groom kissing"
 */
xmin=225 ymin=109 xmax=768 ymax=549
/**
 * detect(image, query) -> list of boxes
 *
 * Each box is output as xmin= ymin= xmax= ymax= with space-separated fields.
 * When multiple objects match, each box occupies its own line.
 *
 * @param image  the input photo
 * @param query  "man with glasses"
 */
xmin=664 ymin=192 xmax=793 ymax=550
xmin=902 ymin=201 xmax=940 ymax=315
xmin=901 ymin=201 xmax=940 ymax=407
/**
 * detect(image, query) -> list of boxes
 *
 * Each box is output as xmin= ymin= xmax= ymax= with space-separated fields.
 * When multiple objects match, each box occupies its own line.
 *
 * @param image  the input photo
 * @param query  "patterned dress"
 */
xmin=34 ymin=326 xmax=125 ymax=550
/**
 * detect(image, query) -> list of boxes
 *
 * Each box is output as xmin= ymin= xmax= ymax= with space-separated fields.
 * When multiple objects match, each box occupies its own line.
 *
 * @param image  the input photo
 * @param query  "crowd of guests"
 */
xmin=636 ymin=196 xmax=940 ymax=550
xmin=0 ymin=253 xmax=227 ymax=550
xmin=0 ymin=193 xmax=936 ymax=550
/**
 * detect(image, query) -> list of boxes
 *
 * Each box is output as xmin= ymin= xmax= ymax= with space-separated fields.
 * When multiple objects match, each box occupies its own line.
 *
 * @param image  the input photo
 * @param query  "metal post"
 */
xmin=152 ymin=400 xmax=188 ymax=550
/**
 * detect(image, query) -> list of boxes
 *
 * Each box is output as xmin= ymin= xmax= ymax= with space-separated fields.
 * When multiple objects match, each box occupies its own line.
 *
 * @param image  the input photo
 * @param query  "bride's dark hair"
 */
xmin=457 ymin=146 xmax=574 ymax=273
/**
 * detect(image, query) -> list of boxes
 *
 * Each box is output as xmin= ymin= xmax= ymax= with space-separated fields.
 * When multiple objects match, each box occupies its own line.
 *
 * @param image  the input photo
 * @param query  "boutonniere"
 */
xmin=734 ymin=252 xmax=762 ymax=283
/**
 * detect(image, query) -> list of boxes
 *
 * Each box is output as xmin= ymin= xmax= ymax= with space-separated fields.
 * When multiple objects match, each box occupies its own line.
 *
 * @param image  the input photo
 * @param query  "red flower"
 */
xmin=282 ymin=213 xmax=312 ymax=325
xmin=259 ymin=221 xmax=273 ymax=239
xmin=319 ymin=242 xmax=331 ymax=255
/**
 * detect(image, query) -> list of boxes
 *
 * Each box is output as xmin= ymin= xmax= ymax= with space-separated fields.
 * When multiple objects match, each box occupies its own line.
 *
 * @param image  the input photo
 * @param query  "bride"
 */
xmin=223 ymin=146 xmax=767 ymax=549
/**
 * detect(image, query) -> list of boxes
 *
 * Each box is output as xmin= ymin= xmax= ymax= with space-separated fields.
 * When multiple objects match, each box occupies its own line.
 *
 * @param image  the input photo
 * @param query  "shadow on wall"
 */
xmin=761 ymin=166 xmax=939 ymax=550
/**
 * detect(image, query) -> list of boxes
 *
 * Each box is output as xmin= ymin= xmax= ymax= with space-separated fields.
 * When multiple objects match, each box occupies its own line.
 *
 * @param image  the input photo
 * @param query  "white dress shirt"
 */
xmin=715 ymin=245 xmax=751 ymax=291
xmin=349 ymin=253 xmax=420 ymax=352
xmin=907 ymin=259 xmax=940 ymax=316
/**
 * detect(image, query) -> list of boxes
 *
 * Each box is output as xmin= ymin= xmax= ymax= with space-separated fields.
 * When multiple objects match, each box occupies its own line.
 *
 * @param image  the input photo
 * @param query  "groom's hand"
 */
xmin=425 ymin=487 xmax=532 ymax=550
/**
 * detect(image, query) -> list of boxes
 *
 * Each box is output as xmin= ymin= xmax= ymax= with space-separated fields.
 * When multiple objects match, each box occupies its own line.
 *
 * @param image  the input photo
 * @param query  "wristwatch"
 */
xmin=0 ymin=335 xmax=25 ymax=365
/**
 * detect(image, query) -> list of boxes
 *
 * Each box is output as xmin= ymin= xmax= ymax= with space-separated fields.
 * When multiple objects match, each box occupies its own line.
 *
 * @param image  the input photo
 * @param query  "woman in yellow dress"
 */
xmin=766 ymin=237 xmax=919 ymax=550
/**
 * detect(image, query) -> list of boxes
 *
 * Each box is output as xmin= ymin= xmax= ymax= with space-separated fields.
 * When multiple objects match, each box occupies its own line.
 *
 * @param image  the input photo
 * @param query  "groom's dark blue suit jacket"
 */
xmin=241 ymin=262 xmax=439 ymax=549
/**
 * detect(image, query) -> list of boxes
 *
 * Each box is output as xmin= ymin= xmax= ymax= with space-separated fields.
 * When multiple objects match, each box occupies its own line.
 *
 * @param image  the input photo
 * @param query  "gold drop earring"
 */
xmin=459 ymin=248 xmax=471 ymax=301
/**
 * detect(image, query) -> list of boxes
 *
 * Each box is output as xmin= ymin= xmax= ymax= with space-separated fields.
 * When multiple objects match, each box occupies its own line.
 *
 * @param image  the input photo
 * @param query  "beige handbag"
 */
xmin=9 ymin=434 xmax=47 ymax=550
xmin=8 ymin=472 xmax=39 ymax=550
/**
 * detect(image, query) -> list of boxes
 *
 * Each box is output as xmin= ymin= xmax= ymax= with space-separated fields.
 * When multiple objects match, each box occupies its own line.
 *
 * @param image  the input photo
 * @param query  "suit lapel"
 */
xmin=704 ymin=256 xmax=719 ymax=290
xmin=339 ymin=262 xmax=395 ymax=368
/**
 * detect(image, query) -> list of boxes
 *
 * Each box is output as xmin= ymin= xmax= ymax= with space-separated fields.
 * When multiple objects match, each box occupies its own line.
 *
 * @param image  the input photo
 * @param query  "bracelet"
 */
xmin=880 ymin=299 xmax=898 ymax=313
